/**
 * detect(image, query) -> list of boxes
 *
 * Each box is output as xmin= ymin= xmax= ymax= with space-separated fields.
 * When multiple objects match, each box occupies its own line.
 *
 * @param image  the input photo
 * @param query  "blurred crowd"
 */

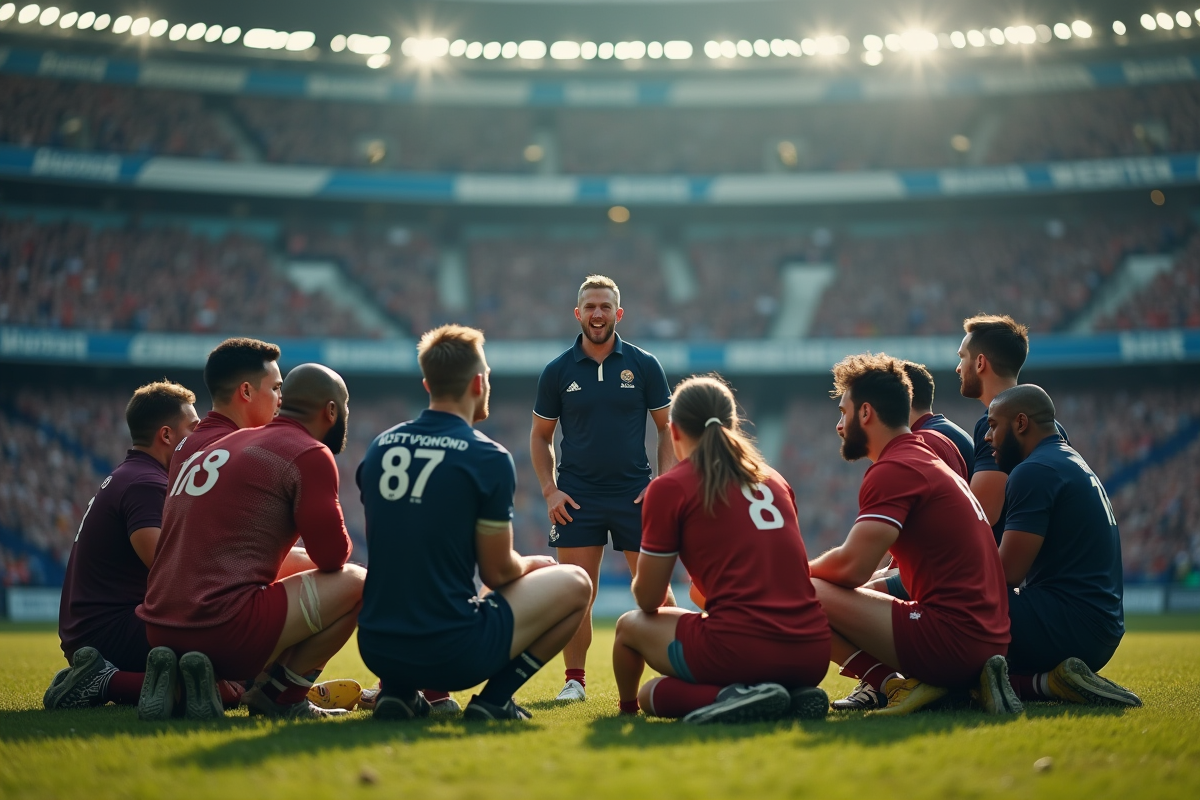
xmin=1097 ymin=231 xmax=1200 ymax=331
xmin=4 ymin=74 xmax=1199 ymax=173
xmin=3 ymin=380 xmax=1199 ymax=587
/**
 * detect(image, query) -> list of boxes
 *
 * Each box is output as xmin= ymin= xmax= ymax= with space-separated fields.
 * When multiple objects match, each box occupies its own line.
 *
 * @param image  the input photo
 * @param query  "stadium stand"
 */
xmin=1096 ymin=231 xmax=1200 ymax=331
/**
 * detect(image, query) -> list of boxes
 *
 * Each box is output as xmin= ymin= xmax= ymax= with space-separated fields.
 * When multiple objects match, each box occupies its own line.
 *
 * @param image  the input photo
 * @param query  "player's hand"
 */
xmin=634 ymin=486 xmax=648 ymax=504
xmin=545 ymin=490 xmax=579 ymax=524
xmin=522 ymin=555 xmax=559 ymax=574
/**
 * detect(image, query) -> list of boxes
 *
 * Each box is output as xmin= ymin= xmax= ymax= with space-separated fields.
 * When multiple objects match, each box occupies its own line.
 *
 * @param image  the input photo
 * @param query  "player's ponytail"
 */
xmin=670 ymin=375 xmax=769 ymax=516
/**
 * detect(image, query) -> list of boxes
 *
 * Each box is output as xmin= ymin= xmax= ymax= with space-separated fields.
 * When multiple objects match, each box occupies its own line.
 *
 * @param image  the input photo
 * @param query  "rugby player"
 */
xmin=357 ymin=325 xmax=591 ymax=721
xmin=138 ymin=364 xmax=365 ymax=720
xmin=957 ymin=315 xmax=1068 ymax=544
xmin=975 ymin=385 xmax=1141 ymax=710
xmin=45 ymin=381 xmax=199 ymax=710
xmin=531 ymin=275 xmax=676 ymax=703
xmin=613 ymin=376 xmax=830 ymax=723
xmin=811 ymin=354 xmax=1014 ymax=716
xmin=904 ymin=361 xmax=974 ymax=476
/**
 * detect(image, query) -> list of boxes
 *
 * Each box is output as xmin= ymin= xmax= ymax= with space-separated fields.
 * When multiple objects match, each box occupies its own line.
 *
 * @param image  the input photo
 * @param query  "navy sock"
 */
xmin=477 ymin=651 xmax=545 ymax=706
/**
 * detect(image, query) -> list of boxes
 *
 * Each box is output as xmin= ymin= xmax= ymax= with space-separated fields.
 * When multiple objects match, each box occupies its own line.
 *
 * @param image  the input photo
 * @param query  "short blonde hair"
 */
xmin=577 ymin=274 xmax=620 ymax=308
xmin=417 ymin=324 xmax=486 ymax=399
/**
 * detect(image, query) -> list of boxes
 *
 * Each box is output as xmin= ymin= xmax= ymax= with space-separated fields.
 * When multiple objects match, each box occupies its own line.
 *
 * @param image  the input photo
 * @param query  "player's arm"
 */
xmin=651 ymin=406 xmax=676 ymax=476
xmin=809 ymin=520 xmax=899 ymax=589
xmin=530 ymin=412 xmax=578 ymax=524
xmin=970 ymin=471 xmax=1007 ymax=526
xmin=129 ymin=527 xmax=161 ymax=569
xmin=475 ymin=520 xmax=556 ymax=589
xmin=294 ymin=448 xmax=353 ymax=571
xmin=998 ymin=530 xmax=1044 ymax=587
xmin=632 ymin=550 xmax=676 ymax=612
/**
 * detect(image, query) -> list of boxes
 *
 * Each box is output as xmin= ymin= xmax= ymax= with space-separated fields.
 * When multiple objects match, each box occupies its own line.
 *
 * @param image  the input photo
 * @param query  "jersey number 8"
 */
xmin=379 ymin=446 xmax=446 ymax=501
xmin=741 ymin=483 xmax=784 ymax=530
xmin=170 ymin=449 xmax=230 ymax=498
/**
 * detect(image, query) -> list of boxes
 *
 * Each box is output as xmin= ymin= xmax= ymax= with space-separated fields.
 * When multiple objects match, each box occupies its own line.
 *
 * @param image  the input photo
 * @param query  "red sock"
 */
xmin=218 ymin=680 xmax=245 ymax=709
xmin=423 ymin=690 xmax=451 ymax=703
xmin=263 ymin=664 xmax=316 ymax=705
xmin=102 ymin=671 xmax=144 ymax=705
xmin=565 ymin=668 xmax=586 ymax=688
xmin=1008 ymin=673 xmax=1049 ymax=700
xmin=646 ymin=677 xmax=720 ymax=718
xmin=618 ymin=699 xmax=640 ymax=714
xmin=840 ymin=651 xmax=899 ymax=691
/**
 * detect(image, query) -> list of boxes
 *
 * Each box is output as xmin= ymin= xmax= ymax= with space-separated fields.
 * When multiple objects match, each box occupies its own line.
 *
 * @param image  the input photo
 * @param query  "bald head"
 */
xmin=280 ymin=363 xmax=349 ymax=453
xmin=991 ymin=384 xmax=1056 ymax=431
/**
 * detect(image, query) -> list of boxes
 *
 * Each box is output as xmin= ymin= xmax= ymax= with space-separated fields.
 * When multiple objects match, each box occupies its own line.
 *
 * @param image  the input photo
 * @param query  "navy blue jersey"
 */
xmin=534 ymin=333 xmax=671 ymax=495
xmin=1004 ymin=435 xmax=1124 ymax=646
xmin=974 ymin=411 xmax=1070 ymax=543
xmin=913 ymin=413 xmax=976 ymax=479
xmin=356 ymin=410 xmax=516 ymax=639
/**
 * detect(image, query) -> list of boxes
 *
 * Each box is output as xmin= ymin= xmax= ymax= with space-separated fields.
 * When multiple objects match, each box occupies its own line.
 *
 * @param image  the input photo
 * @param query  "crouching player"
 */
xmin=612 ymin=376 xmax=831 ymax=724
xmin=979 ymin=385 xmax=1140 ymax=709
xmin=137 ymin=364 xmax=365 ymax=720
xmin=356 ymin=325 xmax=591 ymax=721
xmin=812 ymin=354 xmax=1013 ymax=716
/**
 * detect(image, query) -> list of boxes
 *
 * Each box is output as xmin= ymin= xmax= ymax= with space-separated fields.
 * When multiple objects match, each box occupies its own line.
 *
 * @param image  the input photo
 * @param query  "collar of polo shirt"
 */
xmin=571 ymin=332 xmax=625 ymax=362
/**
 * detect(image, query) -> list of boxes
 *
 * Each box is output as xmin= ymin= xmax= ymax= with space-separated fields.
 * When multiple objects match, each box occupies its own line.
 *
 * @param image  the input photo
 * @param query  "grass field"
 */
xmin=2 ymin=616 xmax=1199 ymax=800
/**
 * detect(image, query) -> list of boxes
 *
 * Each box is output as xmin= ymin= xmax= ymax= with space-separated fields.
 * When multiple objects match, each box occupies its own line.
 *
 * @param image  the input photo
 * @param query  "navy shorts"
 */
xmin=358 ymin=592 xmax=515 ymax=692
xmin=1006 ymin=586 xmax=1121 ymax=675
xmin=548 ymin=487 xmax=645 ymax=552
xmin=884 ymin=572 xmax=911 ymax=602
xmin=62 ymin=611 xmax=151 ymax=674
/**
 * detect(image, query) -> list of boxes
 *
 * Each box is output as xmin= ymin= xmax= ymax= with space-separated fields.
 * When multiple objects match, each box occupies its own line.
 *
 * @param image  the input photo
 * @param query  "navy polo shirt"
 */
xmin=913 ymin=413 xmax=976 ymax=479
xmin=356 ymin=409 xmax=516 ymax=640
xmin=534 ymin=333 xmax=671 ymax=496
xmin=975 ymin=410 xmax=1070 ymax=544
xmin=1005 ymin=434 xmax=1124 ymax=647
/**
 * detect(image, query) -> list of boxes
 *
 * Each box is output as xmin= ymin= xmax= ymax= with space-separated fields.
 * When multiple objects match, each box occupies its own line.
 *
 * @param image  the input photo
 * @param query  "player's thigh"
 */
xmin=273 ymin=565 xmax=367 ymax=656
xmin=496 ymin=565 xmax=592 ymax=655
xmin=811 ymin=578 xmax=900 ymax=667
xmin=556 ymin=545 xmax=605 ymax=598
xmin=614 ymin=607 xmax=689 ymax=677
xmin=276 ymin=547 xmax=317 ymax=580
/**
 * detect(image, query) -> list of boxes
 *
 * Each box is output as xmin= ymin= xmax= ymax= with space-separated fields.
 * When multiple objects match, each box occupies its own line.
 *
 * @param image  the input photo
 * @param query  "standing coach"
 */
xmin=530 ymin=274 xmax=676 ymax=703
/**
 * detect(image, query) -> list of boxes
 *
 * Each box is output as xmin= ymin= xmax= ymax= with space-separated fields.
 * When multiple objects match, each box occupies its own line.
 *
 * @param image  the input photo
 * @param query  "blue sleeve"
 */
xmin=643 ymin=352 xmax=671 ymax=411
xmin=533 ymin=362 xmax=562 ymax=420
xmin=1003 ymin=462 xmax=1057 ymax=537
xmin=973 ymin=415 xmax=1001 ymax=473
xmin=478 ymin=451 xmax=517 ymax=524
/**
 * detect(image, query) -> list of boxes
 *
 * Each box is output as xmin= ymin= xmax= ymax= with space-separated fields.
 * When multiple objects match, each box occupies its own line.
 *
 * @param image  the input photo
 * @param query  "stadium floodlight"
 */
xmin=0 ymin=4 xmax=13 ymax=22
xmin=862 ymin=33 xmax=882 ymax=51
xmin=1035 ymin=24 xmax=1052 ymax=42
xmin=111 ymin=14 xmax=131 ymax=33
xmin=753 ymin=39 xmax=770 ymax=56
xmin=703 ymin=40 xmax=719 ymax=58
xmin=401 ymin=37 xmax=450 ymax=59
xmin=736 ymin=39 xmax=752 ymax=57
xmin=186 ymin=22 xmax=204 ymax=40
xmin=1157 ymin=12 xmax=1174 ymax=29
xmin=833 ymin=34 xmax=850 ymax=53
xmin=784 ymin=38 xmax=801 ymax=56
xmin=519 ymin=40 xmax=546 ymax=59
xmin=37 ymin=6 xmax=56 ymax=26
xmin=168 ymin=22 xmax=185 ymax=40
xmin=949 ymin=31 xmax=966 ymax=48
xmin=1003 ymin=27 xmax=1019 ymax=44
xmin=902 ymin=29 xmax=938 ymax=51
xmin=1054 ymin=22 xmax=1071 ymax=39
xmin=608 ymin=206 xmax=630 ymax=224
xmin=482 ymin=41 xmax=501 ymax=58
xmin=598 ymin=41 xmax=614 ymax=58
xmin=18 ymin=5 xmax=40 ymax=24
xmin=551 ymin=40 xmax=580 ymax=59
xmin=286 ymin=31 xmax=314 ymax=51
xmin=769 ymin=38 xmax=786 ymax=56
xmin=883 ymin=33 xmax=900 ymax=52
xmin=1072 ymin=20 xmax=1092 ymax=37
xmin=205 ymin=24 xmax=223 ymax=42
xmin=221 ymin=26 xmax=240 ymax=44
xmin=862 ymin=50 xmax=882 ymax=65
xmin=466 ymin=41 xmax=483 ymax=58
xmin=1179 ymin=11 xmax=1193 ymax=27
xmin=329 ymin=34 xmax=346 ymax=51
xmin=366 ymin=53 xmax=390 ymax=68
xmin=347 ymin=34 xmax=390 ymax=54
xmin=501 ymin=41 xmax=518 ymax=58
xmin=647 ymin=41 xmax=663 ymax=58
xmin=93 ymin=12 xmax=108 ymax=30
xmin=1018 ymin=25 xmax=1036 ymax=44
xmin=149 ymin=19 xmax=168 ymax=37
xmin=58 ymin=10 xmax=75 ymax=27
xmin=718 ymin=40 xmax=736 ymax=58
xmin=449 ymin=39 xmax=467 ymax=56
xmin=625 ymin=41 xmax=646 ymax=59
xmin=130 ymin=17 xmax=149 ymax=35
xmin=1141 ymin=14 xmax=1157 ymax=30
xmin=244 ymin=29 xmax=278 ymax=49
xmin=1113 ymin=20 xmax=1127 ymax=35
xmin=988 ymin=27 xmax=1006 ymax=44
xmin=579 ymin=41 xmax=597 ymax=59
xmin=966 ymin=29 xmax=986 ymax=46
xmin=77 ymin=10 xmax=94 ymax=28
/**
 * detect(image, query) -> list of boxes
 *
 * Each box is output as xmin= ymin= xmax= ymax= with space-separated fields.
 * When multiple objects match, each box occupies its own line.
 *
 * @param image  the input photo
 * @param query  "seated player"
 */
xmin=356 ymin=325 xmax=592 ymax=721
xmin=138 ymin=363 xmax=365 ymax=720
xmin=45 ymin=382 xmax=199 ymax=710
xmin=976 ymin=385 xmax=1141 ymax=709
xmin=811 ymin=354 xmax=1014 ymax=716
xmin=612 ymin=376 xmax=831 ymax=724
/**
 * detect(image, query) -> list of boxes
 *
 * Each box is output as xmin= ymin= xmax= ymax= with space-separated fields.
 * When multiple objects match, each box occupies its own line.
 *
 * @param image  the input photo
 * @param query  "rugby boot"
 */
xmin=554 ymin=679 xmax=586 ymax=703
xmin=462 ymin=695 xmax=533 ymax=721
xmin=682 ymin=683 xmax=791 ymax=725
xmin=868 ymin=677 xmax=948 ymax=717
xmin=373 ymin=690 xmax=432 ymax=721
xmin=787 ymin=686 xmax=830 ymax=720
xmin=831 ymin=679 xmax=888 ymax=711
xmin=178 ymin=651 xmax=224 ymax=720
xmin=43 ymin=646 xmax=116 ymax=710
xmin=977 ymin=655 xmax=1023 ymax=715
xmin=137 ymin=646 xmax=179 ymax=721
xmin=1045 ymin=658 xmax=1142 ymax=707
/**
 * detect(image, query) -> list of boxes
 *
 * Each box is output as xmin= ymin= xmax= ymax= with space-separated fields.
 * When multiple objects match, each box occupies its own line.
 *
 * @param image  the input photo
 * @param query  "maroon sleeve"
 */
xmin=856 ymin=461 xmax=926 ymax=531
xmin=121 ymin=480 xmax=166 ymax=535
xmin=293 ymin=446 xmax=352 ymax=571
xmin=640 ymin=475 xmax=684 ymax=556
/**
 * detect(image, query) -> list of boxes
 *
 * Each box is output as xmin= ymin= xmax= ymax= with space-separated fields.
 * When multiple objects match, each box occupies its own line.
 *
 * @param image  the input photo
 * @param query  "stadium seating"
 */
xmin=1096 ymin=231 xmax=1200 ymax=331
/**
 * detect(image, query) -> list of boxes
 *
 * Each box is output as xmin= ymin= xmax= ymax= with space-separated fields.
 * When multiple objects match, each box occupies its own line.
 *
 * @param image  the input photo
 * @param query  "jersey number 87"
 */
xmin=379 ymin=446 xmax=446 ymax=502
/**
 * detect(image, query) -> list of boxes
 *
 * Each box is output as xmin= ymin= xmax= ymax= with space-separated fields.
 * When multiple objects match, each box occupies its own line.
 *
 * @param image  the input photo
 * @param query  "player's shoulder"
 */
xmin=468 ymin=427 xmax=513 ymax=460
xmin=618 ymin=337 xmax=663 ymax=366
xmin=973 ymin=411 xmax=990 ymax=439
xmin=540 ymin=345 xmax=578 ymax=375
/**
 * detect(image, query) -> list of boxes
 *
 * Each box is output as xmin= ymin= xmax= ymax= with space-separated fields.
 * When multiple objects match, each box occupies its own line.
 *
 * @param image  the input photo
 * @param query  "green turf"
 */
xmin=2 ymin=621 xmax=1198 ymax=800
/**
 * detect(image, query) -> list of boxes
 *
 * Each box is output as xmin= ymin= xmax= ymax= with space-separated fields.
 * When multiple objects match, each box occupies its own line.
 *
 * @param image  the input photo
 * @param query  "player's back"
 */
xmin=913 ymin=413 xmax=975 ymax=477
xmin=912 ymin=428 xmax=969 ymax=481
xmin=357 ymin=409 xmax=516 ymax=641
xmin=141 ymin=416 xmax=331 ymax=629
xmin=166 ymin=411 xmax=240 ymax=493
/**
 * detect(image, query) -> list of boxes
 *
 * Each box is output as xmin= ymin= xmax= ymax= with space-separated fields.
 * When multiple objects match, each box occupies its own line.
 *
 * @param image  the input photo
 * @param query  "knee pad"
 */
xmin=298 ymin=572 xmax=324 ymax=634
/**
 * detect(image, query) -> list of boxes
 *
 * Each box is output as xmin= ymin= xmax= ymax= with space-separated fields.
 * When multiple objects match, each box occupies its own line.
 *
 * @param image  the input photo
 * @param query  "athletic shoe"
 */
xmin=137 ymin=647 xmax=179 ymax=722
xmin=1045 ymin=657 xmax=1143 ymax=707
xmin=682 ymin=683 xmax=791 ymax=725
xmin=428 ymin=695 xmax=462 ymax=717
xmin=868 ymin=677 xmax=949 ymax=717
xmin=787 ymin=686 xmax=830 ymax=720
xmin=178 ymin=651 xmax=224 ymax=721
xmin=358 ymin=684 xmax=380 ymax=711
xmin=243 ymin=685 xmax=349 ymax=720
xmin=462 ymin=695 xmax=533 ymax=721
xmin=831 ymin=680 xmax=887 ymax=711
xmin=43 ymin=646 xmax=115 ymax=710
xmin=977 ymin=655 xmax=1023 ymax=715
xmin=554 ymin=679 xmax=586 ymax=703
xmin=308 ymin=679 xmax=363 ymax=711
xmin=373 ymin=691 xmax=432 ymax=721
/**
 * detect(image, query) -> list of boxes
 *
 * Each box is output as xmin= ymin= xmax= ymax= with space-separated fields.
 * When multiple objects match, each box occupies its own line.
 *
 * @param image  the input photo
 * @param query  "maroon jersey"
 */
xmin=139 ymin=416 xmax=351 ymax=629
xmin=167 ymin=411 xmax=239 ymax=487
xmin=912 ymin=430 xmax=968 ymax=482
xmin=641 ymin=460 xmax=829 ymax=643
xmin=59 ymin=450 xmax=165 ymax=659
xmin=857 ymin=433 xmax=1009 ymax=646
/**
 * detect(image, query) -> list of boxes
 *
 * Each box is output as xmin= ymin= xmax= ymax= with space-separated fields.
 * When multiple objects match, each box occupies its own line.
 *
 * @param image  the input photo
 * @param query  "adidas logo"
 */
xmin=566 ymin=381 xmax=581 ymax=392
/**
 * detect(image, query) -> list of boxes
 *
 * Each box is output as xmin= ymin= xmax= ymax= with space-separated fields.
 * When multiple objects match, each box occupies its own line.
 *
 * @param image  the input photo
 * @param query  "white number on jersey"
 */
xmin=170 ymin=449 xmax=230 ymax=497
xmin=1089 ymin=476 xmax=1118 ymax=527
xmin=379 ymin=446 xmax=446 ymax=502
xmin=75 ymin=496 xmax=96 ymax=541
xmin=742 ymin=483 xmax=785 ymax=530
xmin=951 ymin=473 xmax=988 ymax=522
